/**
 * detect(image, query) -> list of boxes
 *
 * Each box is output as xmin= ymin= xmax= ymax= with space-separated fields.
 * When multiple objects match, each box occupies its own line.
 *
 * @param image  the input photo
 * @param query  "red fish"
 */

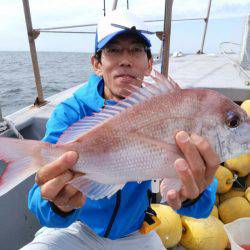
xmin=0 ymin=72 xmax=250 ymax=200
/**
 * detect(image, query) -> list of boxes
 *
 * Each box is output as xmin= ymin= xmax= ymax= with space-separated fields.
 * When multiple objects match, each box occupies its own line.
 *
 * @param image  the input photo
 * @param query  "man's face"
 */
xmin=92 ymin=33 xmax=153 ymax=101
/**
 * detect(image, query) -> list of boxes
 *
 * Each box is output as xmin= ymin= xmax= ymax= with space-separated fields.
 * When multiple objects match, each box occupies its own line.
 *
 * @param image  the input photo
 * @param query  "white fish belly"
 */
xmin=74 ymin=140 xmax=179 ymax=184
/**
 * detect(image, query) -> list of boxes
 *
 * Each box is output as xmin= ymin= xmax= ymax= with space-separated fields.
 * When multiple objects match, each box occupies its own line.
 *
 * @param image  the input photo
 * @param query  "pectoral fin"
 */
xmin=69 ymin=176 xmax=125 ymax=200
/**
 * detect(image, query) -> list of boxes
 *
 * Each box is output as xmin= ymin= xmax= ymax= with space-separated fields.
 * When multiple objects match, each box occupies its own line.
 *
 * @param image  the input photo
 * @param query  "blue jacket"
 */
xmin=28 ymin=74 xmax=218 ymax=240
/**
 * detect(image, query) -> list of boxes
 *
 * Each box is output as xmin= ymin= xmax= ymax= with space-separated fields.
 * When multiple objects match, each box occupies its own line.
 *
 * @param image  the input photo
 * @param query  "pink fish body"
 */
xmin=0 ymin=74 xmax=250 ymax=200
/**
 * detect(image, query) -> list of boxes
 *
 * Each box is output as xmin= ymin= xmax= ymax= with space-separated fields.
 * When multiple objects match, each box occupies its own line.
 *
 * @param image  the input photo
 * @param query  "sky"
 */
xmin=0 ymin=0 xmax=250 ymax=54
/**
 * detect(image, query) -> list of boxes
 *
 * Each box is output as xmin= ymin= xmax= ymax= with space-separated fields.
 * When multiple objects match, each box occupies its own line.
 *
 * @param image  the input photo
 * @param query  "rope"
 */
xmin=0 ymin=120 xmax=8 ymax=132
xmin=0 ymin=118 xmax=23 ymax=139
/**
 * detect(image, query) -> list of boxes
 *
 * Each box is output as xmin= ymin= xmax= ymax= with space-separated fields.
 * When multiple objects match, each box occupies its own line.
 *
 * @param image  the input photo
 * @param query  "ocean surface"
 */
xmin=0 ymin=51 xmax=93 ymax=116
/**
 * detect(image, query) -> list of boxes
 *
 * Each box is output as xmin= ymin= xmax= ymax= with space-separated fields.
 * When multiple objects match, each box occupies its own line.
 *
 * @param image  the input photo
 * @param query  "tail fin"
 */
xmin=0 ymin=137 xmax=46 ymax=197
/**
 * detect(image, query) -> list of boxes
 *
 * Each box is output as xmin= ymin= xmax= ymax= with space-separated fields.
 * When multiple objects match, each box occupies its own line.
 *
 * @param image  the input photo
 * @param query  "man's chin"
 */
xmin=115 ymin=78 xmax=142 ymax=89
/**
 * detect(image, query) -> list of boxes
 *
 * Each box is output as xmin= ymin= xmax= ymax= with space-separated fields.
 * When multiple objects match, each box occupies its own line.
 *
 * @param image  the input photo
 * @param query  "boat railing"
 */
xmin=21 ymin=0 xmax=213 ymax=108
xmin=22 ymin=0 xmax=46 ymax=106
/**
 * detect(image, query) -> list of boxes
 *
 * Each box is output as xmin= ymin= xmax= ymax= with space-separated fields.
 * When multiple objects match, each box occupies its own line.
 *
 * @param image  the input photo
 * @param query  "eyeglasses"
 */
xmin=102 ymin=43 xmax=149 ymax=57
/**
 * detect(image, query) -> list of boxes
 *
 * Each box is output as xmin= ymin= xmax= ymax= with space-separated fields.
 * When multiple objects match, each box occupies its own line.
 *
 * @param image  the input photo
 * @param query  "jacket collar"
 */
xmin=74 ymin=74 xmax=116 ymax=112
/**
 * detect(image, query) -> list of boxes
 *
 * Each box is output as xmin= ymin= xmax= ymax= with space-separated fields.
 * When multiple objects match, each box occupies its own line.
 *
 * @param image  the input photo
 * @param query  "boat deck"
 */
xmin=155 ymin=53 xmax=250 ymax=101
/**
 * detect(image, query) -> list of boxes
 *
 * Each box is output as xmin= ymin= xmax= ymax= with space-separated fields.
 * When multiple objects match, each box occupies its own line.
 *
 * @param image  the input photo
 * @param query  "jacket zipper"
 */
xmin=103 ymin=190 xmax=121 ymax=238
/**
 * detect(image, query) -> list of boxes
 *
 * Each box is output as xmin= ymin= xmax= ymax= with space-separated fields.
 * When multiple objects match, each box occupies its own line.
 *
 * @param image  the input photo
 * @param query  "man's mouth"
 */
xmin=116 ymin=74 xmax=136 ymax=80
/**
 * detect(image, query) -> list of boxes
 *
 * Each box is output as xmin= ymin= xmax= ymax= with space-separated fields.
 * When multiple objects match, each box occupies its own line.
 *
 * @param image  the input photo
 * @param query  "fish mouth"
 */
xmin=234 ymin=118 xmax=250 ymax=145
xmin=217 ymin=118 xmax=250 ymax=163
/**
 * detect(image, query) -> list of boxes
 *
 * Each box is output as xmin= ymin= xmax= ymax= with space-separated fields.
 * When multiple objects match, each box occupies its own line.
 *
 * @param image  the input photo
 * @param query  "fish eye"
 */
xmin=226 ymin=111 xmax=241 ymax=128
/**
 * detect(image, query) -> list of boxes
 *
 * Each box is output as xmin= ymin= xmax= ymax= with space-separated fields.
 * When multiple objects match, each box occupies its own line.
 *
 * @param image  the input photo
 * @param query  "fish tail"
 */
xmin=0 ymin=137 xmax=46 ymax=197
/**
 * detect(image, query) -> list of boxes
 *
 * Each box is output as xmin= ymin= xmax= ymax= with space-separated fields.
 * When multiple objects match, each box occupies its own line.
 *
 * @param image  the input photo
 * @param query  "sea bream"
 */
xmin=0 ymin=72 xmax=250 ymax=200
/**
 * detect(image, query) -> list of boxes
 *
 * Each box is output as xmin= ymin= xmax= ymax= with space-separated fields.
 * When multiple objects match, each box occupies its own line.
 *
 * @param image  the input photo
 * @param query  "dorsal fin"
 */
xmin=57 ymin=71 xmax=181 ymax=144
xmin=150 ymin=69 xmax=181 ymax=92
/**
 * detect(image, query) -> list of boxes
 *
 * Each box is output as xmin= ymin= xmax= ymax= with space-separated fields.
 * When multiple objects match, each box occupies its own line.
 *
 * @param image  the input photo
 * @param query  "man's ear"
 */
xmin=91 ymin=54 xmax=103 ymax=77
xmin=145 ymin=57 xmax=154 ymax=76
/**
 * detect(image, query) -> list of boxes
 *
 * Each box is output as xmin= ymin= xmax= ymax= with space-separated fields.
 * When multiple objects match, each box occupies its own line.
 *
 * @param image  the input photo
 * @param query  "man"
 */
xmin=22 ymin=10 xmax=219 ymax=249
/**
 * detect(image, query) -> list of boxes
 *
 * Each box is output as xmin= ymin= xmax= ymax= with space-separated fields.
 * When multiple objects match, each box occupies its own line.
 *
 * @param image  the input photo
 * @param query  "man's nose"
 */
xmin=118 ymin=52 xmax=133 ymax=67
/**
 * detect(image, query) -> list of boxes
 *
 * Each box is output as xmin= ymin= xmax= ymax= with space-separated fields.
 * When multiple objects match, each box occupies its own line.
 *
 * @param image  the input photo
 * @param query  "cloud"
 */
xmin=1 ymin=0 xmax=249 ymax=30
xmin=0 ymin=2 xmax=23 ymax=31
xmin=124 ymin=0 xmax=250 ymax=19
xmin=0 ymin=0 xmax=249 ymax=51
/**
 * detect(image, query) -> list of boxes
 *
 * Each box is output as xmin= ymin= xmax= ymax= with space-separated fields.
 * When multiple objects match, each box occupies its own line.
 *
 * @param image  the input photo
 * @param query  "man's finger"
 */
xmin=175 ymin=131 xmax=206 ymax=189
xmin=35 ymin=151 xmax=78 ymax=185
xmin=40 ymin=170 xmax=74 ymax=201
xmin=166 ymin=189 xmax=182 ymax=210
xmin=53 ymin=184 xmax=78 ymax=206
xmin=175 ymin=158 xmax=200 ymax=200
xmin=190 ymin=133 xmax=220 ymax=183
xmin=67 ymin=191 xmax=86 ymax=209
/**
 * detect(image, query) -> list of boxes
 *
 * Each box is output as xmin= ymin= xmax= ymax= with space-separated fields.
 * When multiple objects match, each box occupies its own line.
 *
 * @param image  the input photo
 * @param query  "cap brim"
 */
xmin=96 ymin=30 xmax=151 ymax=52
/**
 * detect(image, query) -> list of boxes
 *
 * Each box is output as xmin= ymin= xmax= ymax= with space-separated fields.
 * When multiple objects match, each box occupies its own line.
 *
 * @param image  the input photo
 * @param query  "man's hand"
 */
xmin=161 ymin=131 xmax=220 ymax=210
xmin=35 ymin=151 xmax=86 ymax=213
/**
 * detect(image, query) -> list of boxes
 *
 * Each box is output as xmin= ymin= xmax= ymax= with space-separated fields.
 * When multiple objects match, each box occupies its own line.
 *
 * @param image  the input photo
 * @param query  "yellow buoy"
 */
xmin=210 ymin=205 xmax=219 ymax=218
xmin=245 ymin=187 xmax=250 ymax=202
xmin=151 ymin=204 xmax=182 ymax=248
xmin=241 ymin=100 xmax=250 ymax=117
xmin=218 ymin=197 xmax=250 ymax=224
xmin=224 ymin=154 xmax=250 ymax=177
xmin=220 ymin=188 xmax=245 ymax=203
xmin=246 ymin=174 xmax=250 ymax=188
xmin=180 ymin=216 xmax=228 ymax=250
xmin=215 ymin=165 xmax=234 ymax=193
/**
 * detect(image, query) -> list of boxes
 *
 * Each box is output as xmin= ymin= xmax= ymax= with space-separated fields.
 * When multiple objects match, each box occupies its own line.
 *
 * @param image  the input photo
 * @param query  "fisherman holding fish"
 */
xmin=18 ymin=10 xmax=223 ymax=249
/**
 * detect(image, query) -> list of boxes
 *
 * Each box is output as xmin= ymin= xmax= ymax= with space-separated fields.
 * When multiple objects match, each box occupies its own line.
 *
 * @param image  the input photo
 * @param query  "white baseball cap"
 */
xmin=95 ymin=10 xmax=153 ymax=52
